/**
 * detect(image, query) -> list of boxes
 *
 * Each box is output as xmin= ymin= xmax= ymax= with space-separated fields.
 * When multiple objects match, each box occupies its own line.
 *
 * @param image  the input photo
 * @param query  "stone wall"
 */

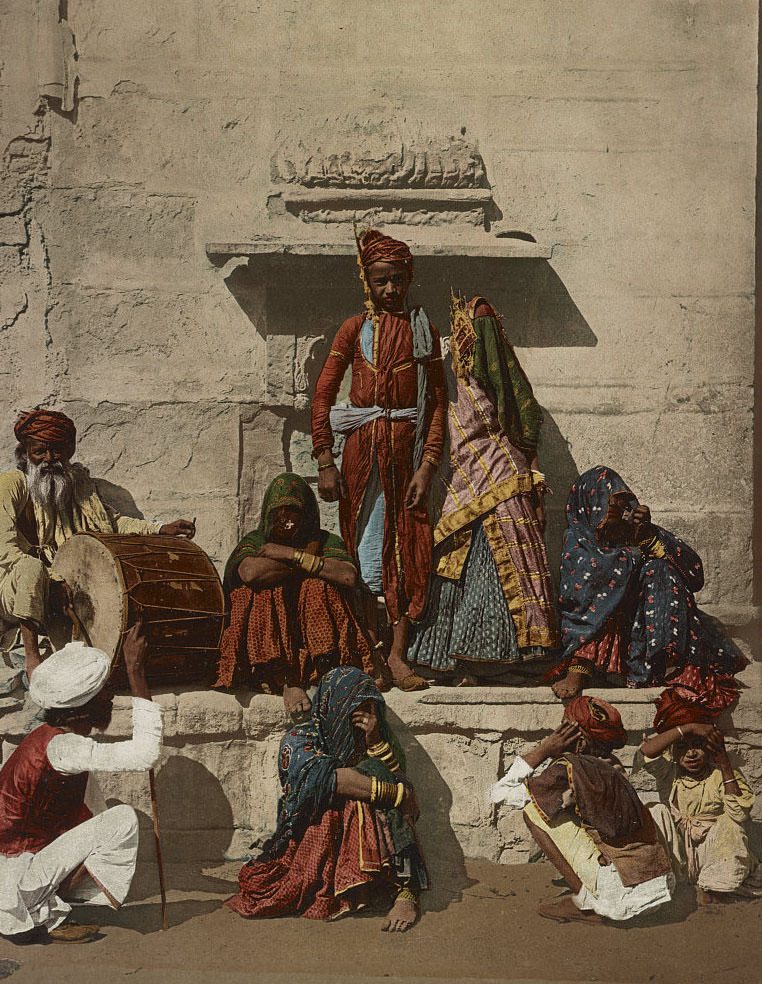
xmin=2 ymin=660 xmax=761 ymax=875
xmin=0 ymin=1 xmax=756 ymax=609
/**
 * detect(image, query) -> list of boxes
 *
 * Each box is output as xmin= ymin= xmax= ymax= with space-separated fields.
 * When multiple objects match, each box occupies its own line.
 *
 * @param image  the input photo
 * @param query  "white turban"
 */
xmin=29 ymin=640 xmax=111 ymax=709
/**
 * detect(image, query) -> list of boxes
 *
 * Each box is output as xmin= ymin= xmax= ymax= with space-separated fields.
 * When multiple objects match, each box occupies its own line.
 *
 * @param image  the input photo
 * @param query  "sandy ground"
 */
xmin=1 ymin=859 xmax=760 ymax=984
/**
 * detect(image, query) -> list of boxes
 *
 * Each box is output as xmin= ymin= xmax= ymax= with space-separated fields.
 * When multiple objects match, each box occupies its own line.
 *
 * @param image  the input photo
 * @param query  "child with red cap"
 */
xmin=638 ymin=692 xmax=761 ymax=904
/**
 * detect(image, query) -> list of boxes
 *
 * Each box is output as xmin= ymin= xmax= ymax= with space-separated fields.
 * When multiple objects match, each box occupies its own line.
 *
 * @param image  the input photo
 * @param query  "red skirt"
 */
xmin=226 ymin=799 xmax=400 ymax=921
xmin=214 ymin=576 xmax=375 ymax=690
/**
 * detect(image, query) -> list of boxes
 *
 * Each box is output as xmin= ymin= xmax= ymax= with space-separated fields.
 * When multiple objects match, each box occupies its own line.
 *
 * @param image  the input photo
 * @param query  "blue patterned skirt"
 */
xmin=408 ymin=520 xmax=553 ymax=674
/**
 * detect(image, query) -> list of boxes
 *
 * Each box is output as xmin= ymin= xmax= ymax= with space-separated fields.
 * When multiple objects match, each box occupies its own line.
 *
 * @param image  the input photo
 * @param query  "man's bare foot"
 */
xmin=697 ymin=888 xmax=740 ymax=905
xmin=381 ymin=896 xmax=418 ymax=932
xmin=536 ymin=896 xmax=603 ymax=924
xmin=551 ymin=670 xmax=587 ymax=700
xmin=283 ymin=684 xmax=311 ymax=718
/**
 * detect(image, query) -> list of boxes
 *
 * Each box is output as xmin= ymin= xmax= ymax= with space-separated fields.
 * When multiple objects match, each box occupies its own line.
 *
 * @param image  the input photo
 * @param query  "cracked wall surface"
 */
xmin=0 ymin=0 xmax=757 ymax=612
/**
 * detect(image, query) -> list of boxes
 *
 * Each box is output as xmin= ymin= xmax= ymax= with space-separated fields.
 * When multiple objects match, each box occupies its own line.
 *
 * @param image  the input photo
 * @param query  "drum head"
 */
xmin=48 ymin=534 xmax=125 ymax=662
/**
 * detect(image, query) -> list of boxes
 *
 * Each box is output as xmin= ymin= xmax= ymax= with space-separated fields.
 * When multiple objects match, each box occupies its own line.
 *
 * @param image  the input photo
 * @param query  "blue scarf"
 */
xmin=262 ymin=666 xmax=402 ymax=858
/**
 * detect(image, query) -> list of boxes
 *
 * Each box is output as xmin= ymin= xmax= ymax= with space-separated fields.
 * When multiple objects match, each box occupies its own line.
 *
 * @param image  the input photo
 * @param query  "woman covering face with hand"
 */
xmin=225 ymin=666 xmax=427 ymax=932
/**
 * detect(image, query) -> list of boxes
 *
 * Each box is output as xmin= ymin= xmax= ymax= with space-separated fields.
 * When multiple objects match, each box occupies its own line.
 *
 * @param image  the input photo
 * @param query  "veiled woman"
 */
xmin=226 ymin=666 xmax=427 ymax=931
xmin=408 ymin=295 xmax=559 ymax=684
xmin=549 ymin=466 xmax=746 ymax=710
xmin=213 ymin=473 xmax=376 ymax=718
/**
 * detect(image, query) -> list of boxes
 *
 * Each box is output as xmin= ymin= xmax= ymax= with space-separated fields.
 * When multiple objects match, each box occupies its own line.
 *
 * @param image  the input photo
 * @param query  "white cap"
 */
xmin=29 ymin=640 xmax=112 ymax=709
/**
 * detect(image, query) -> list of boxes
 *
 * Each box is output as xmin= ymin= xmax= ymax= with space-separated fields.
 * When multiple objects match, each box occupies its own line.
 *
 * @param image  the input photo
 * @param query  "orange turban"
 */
xmin=653 ymin=690 xmax=715 ymax=734
xmin=359 ymin=229 xmax=414 ymax=273
xmin=14 ymin=409 xmax=76 ymax=447
xmin=564 ymin=695 xmax=627 ymax=750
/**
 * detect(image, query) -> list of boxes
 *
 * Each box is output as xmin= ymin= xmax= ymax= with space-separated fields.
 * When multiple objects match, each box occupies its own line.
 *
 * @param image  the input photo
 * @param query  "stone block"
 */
xmin=176 ymin=691 xmax=242 ymax=738
xmin=242 ymin=693 xmax=291 ymax=740
xmin=40 ymin=187 xmax=197 ymax=289
xmin=60 ymin=400 xmax=240 ymax=501
xmin=238 ymin=408 xmax=289 ymax=535
xmin=47 ymin=284 xmax=267 ymax=405
xmin=413 ymin=733 xmax=500 ymax=832
xmin=0 ymin=216 xmax=26 ymax=247
xmin=51 ymin=94 xmax=269 ymax=196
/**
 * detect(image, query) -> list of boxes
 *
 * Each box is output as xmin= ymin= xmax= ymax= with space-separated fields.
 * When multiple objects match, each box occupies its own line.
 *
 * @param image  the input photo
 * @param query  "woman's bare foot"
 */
xmin=454 ymin=674 xmax=478 ymax=687
xmin=381 ymin=896 xmax=418 ymax=932
xmin=283 ymin=684 xmax=311 ymax=718
xmin=536 ymin=896 xmax=603 ymax=924
xmin=551 ymin=670 xmax=588 ymax=700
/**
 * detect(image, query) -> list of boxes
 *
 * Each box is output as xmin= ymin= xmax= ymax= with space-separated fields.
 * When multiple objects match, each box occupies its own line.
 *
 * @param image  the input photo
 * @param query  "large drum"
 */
xmin=48 ymin=533 xmax=225 ymax=687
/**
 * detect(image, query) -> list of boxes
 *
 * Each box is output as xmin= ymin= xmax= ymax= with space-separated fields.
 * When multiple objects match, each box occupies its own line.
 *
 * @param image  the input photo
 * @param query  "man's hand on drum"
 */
xmin=123 ymin=619 xmax=152 ymax=701
xmin=159 ymin=519 xmax=196 ymax=538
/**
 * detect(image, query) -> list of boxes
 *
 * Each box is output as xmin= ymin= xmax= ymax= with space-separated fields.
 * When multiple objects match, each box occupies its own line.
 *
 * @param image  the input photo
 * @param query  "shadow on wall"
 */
xmin=539 ymin=411 xmax=580 ymax=588
xmin=222 ymin=252 xmax=590 ymax=548
xmin=126 ymin=756 xmax=235 ymax=901
xmin=93 ymin=477 xmax=147 ymax=520
xmin=218 ymin=255 xmax=597 ymax=350
xmin=384 ymin=708 xmax=476 ymax=913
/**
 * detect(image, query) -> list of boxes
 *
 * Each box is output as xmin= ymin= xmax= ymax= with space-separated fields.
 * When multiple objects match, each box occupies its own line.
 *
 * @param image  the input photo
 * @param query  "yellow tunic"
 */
xmin=0 ymin=466 xmax=159 ymax=631
xmin=639 ymin=750 xmax=759 ymax=893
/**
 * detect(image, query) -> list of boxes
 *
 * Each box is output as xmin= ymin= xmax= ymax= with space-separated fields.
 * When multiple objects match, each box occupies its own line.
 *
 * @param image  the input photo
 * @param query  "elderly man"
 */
xmin=0 ymin=408 xmax=194 ymax=676
xmin=0 ymin=623 xmax=161 ymax=944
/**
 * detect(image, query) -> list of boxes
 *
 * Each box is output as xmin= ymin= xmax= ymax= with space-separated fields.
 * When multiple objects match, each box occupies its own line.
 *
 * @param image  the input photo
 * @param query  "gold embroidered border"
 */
xmin=482 ymin=511 xmax=530 ymax=647
xmin=434 ymin=473 xmax=534 ymax=545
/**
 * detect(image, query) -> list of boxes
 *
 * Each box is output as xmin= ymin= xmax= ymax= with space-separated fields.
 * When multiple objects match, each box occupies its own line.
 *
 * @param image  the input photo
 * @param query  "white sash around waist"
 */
xmin=329 ymin=403 xmax=417 ymax=435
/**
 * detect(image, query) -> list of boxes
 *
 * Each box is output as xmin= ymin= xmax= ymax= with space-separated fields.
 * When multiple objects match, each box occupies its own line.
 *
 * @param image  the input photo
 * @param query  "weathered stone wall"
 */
xmin=0 ymin=1 xmax=756 ymax=608
xmin=2 ymin=661 xmax=761 ymax=873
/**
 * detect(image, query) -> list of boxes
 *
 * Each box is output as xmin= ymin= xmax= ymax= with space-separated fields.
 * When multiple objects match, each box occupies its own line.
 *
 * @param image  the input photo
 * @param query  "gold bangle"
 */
xmin=396 ymin=887 xmax=418 ymax=906
xmin=292 ymin=549 xmax=304 ymax=568
xmin=367 ymin=740 xmax=391 ymax=757
xmin=318 ymin=462 xmax=336 ymax=472
xmin=300 ymin=552 xmax=318 ymax=575
xmin=370 ymin=776 xmax=378 ymax=803
xmin=393 ymin=783 xmax=405 ymax=809
xmin=570 ymin=662 xmax=593 ymax=678
xmin=314 ymin=556 xmax=325 ymax=576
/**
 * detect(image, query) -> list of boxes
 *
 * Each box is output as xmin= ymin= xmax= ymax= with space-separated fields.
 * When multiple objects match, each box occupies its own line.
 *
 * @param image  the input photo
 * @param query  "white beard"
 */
xmin=25 ymin=459 xmax=74 ymax=512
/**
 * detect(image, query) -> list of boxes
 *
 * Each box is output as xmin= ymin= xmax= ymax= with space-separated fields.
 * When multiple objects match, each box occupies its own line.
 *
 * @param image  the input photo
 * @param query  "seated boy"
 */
xmin=637 ymin=692 xmax=762 ymax=904
xmin=490 ymin=696 xmax=674 ymax=923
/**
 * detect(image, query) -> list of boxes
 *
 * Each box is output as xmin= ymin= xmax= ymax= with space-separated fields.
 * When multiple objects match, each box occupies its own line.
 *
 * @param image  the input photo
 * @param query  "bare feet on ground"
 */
xmin=283 ymin=684 xmax=311 ymax=717
xmin=551 ymin=670 xmax=587 ymax=700
xmin=536 ymin=896 xmax=603 ymax=924
xmin=381 ymin=897 xmax=418 ymax=932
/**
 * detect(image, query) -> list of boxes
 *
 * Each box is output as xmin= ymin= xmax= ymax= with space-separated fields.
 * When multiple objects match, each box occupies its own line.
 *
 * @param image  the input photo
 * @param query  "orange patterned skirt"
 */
xmin=213 ymin=576 xmax=375 ymax=691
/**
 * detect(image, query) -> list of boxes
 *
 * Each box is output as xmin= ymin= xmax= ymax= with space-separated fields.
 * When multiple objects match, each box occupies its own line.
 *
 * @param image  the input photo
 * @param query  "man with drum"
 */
xmin=0 ymin=623 xmax=162 ymax=944
xmin=0 ymin=408 xmax=195 ymax=678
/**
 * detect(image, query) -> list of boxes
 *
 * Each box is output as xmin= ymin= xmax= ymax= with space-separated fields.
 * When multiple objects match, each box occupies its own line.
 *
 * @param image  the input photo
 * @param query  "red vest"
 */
xmin=0 ymin=724 xmax=90 ymax=856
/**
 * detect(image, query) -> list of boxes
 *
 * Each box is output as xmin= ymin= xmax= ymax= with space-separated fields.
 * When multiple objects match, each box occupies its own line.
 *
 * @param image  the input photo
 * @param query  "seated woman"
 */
xmin=213 ymin=473 xmax=376 ymax=717
xmin=549 ymin=466 xmax=746 ymax=710
xmin=225 ymin=666 xmax=427 ymax=931
xmin=408 ymin=295 xmax=558 ymax=684
xmin=490 ymin=696 xmax=674 ymax=924
xmin=637 ymin=692 xmax=762 ymax=904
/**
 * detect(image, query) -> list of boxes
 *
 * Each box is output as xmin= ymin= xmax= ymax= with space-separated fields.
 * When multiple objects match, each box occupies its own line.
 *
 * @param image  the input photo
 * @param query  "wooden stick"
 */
xmin=148 ymin=768 xmax=169 ymax=930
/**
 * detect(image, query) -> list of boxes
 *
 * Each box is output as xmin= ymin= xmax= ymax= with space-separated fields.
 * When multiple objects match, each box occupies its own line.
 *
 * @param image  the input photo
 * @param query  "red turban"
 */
xmin=564 ymin=695 xmax=627 ymax=750
xmin=14 ymin=409 xmax=76 ymax=447
xmin=653 ymin=690 xmax=715 ymax=734
xmin=359 ymin=229 xmax=414 ymax=272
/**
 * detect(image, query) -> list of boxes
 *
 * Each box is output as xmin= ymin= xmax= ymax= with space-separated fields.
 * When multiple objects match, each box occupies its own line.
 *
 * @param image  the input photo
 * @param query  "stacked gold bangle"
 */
xmin=367 ymin=739 xmax=402 ymax=774
xmin=396 ymin=886 xmax=418 ymax=906
xmin=569 ymin=661 xmax=594 ymax=678
xmin=370 ymin=776 xmax=406 ymax=810
xmin=291 ymin=549 xmax=325 ymax=576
